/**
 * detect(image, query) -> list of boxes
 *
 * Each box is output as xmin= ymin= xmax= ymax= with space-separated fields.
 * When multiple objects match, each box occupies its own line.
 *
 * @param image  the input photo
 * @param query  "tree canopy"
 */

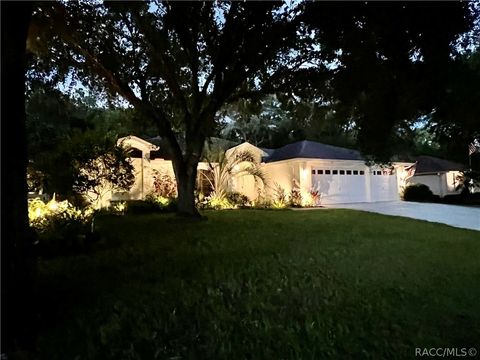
xmin=300 ymin=1 xmax=476 ymax=161
xmin=26 ymin=87 xmax=136 ymax=204
xmin=27 ymin=1 xmax=478 ymax=214
xmin=29 ymin=1 xmax=315 ymax=214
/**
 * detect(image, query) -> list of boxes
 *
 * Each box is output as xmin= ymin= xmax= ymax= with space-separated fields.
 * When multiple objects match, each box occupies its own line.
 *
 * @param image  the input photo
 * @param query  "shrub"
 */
xmin=254 ymin=198 xmax=286 ymax=210
xmin=152 ymin=170 xmax=177 ymax=198
xmin=148 ymin=194 xmax=177 ymax=212
xmin=402 ymin=184 xmax=436 ymax=202
xmin=289 ymin=188 xmax=303 ymax=207
xmin=226 ymin=192 xmax=251 ymax=208
xmin=28 ymin=197 xmax=95 ymax=256
xmin=200 ymin=191 xmax=234 ymax=210
xmin=443 ymin=193 xmax=480 ymax=205
xmin=308 ymin=189 xmax=321 ymax=207
xmin=124 ymin=198 xmax=177 ymax=214
xmin=271 ymin=183 xmax=288 ymax=209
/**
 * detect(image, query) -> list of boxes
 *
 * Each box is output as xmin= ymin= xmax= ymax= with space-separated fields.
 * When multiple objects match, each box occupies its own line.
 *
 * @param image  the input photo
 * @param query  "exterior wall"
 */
xmin=255 ymin=158 xmax=409 ymax=205
xmin=226 ymin=142 xmax=270 ymax=201
xmin=407 ymin=174 xmax=444 ymax=196
xmin=406 ymin=172 xmax=462 ymax=197
xmin=109 ymin=156 xmax=211 ymax=205
xmin=231 ymin=173 xmax=257 ymax=200
xmin=262 ymin=161 xmax=300 ymax=198
xmin=446 ymin=171 xmax=462 ymax=193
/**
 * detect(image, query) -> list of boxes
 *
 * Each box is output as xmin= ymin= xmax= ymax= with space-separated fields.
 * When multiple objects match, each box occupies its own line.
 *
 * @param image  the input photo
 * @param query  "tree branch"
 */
xmin=130 ymin=9 xmax=191 ymax=118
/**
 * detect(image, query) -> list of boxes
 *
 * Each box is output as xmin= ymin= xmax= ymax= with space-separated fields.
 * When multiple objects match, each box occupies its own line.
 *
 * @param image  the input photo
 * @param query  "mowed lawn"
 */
xmin=36 ymin=210 xmax=480 ymax=359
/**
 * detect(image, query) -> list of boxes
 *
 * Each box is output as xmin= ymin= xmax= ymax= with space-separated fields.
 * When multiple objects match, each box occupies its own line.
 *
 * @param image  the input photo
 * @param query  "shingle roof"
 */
xmin=414 ymin=155 xmax=466 ymax=174
xmin=260 ymin=147 xmax=275 ymax=156
xmin=265 ymin=140 xmax=364 ymax=163
xmin=145 ymin=136 xmax=238 ymax=160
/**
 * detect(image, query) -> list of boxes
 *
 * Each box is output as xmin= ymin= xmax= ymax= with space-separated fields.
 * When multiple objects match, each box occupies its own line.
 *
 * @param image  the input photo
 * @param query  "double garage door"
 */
xmin=311 ymin=168 xmax=398 ymax=204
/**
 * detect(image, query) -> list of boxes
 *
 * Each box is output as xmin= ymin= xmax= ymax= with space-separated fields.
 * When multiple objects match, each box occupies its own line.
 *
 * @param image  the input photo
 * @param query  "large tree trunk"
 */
xmin=173 ymin=157 xmax=201 ymax=217
xmin=1 ymin=1 xmax=35 ymax=354
xmin=169 ymin=130 xmax=206 ymax=217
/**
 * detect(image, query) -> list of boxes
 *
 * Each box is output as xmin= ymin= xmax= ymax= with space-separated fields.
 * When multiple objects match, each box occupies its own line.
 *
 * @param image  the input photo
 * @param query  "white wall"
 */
xmin=262 ymin=161 xmax=300 ymax=198
xmin=407 ymin=172 xmax=462 ymax=197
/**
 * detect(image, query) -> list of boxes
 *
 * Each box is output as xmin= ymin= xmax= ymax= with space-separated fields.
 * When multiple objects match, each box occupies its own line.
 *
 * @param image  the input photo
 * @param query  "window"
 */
xmin=311 ymin=169 xmax=316 ymax=175
xmin=360 ymin=170 xmax=365 ymax=175
xmin=346 ymin=170 xmax=352 ymax=175
xmin=325 ymin=170 xmax=331 ymax=174
xmin=353 ymin=170 xmax=358 ymax=175
xmin=318 ymin=170 xmax=323 ymax=175
xmin=332 ymin=170 xmax=338 ymax=175
xmin=340 ymin=170 xmax=345 ymax=175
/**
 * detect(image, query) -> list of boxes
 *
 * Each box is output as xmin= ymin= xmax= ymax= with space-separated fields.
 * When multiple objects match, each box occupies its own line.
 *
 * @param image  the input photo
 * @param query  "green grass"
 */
xmin=36 ymin=210 xmax=480 ymax=359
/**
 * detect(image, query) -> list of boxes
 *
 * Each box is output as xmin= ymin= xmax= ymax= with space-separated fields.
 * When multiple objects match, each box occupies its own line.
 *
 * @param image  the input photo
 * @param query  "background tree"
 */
xmin=29 ymin=1 xmax=314 ymax=216
xmin=301 ymin=1 xmax=474 ymax=161
xmin=429 ymin=49 xmax=480 ymax=166
xmin=26 ymin=87 xmax=136 ymax=203
xmin=74 ymin=140 xmax=135 ymax=208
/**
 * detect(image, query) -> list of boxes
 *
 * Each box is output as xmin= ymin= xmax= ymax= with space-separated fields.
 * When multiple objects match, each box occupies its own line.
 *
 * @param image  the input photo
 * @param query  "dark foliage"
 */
xmin=402 ymin=184 xmax=438 ymax=202
xmin=226 ymin=191 xmax=251 ymax=208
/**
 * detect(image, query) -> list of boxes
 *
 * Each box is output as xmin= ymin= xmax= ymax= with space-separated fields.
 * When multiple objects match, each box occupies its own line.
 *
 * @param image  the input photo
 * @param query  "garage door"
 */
xmin=312 ymin=168 xmax=368 ymax=204
xmin=370 ymin=169 xmax=399 ymax=202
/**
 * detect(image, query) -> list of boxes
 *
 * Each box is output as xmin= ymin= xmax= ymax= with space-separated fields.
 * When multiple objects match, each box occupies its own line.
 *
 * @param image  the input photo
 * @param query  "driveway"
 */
xmin=326 ymin=201 xmax=480 ymax=231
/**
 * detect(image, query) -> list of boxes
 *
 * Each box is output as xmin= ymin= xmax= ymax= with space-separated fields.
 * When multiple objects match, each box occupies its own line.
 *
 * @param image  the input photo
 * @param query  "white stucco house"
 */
xmin=405 ymin=155 xmax=466 ymax=197
xmin=104 ymin=136 xmax=422 ymax=207
xmin=94 ymin=135 xmax=467 ymax=208
xmin=227 ymin=140 xmax=415 ymax=205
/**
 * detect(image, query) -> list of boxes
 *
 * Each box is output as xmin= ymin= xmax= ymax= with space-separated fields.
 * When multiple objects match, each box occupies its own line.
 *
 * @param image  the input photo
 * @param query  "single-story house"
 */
xmin=95 ymin=135 xmax=468 ymax=208
xmin=106 ymin=136 xmax=421 ymax=207
xmin=405 ymin=155 xmax=466 ymax=197
xmin=226 ymin=140 xmax=414 ymax=205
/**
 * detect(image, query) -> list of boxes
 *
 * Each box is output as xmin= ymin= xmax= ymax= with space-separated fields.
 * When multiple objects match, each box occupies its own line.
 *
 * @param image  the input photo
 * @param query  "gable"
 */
xmin=117 ymin=135 xmax=159 ymax=154
xmin=225 ymin=142 xmax=269 ymax=163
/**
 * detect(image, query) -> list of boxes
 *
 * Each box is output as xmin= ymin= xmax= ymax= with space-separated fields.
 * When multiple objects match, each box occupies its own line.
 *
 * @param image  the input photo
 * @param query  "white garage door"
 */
xmin=370 ymin=169 xmax=399 ymax=202
xmin=312 ymin=168 xmax=368 ymax=205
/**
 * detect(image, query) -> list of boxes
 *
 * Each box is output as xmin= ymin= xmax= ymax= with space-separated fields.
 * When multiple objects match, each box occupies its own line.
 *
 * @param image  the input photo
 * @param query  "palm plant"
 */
xmin=202 ymin=150 xmax=268 ymax=206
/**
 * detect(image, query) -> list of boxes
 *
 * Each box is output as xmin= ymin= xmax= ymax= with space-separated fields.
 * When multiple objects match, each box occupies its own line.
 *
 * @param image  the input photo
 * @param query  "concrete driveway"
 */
xmin=326 ymin=201 xmax=480 ymax=231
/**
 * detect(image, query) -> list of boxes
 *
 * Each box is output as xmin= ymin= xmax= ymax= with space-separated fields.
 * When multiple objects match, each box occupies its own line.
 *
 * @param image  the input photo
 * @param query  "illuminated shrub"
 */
xmin=28 ymin=196 xmax=95 ymax=256
xmin=226 ymin=192 xmax=251 ymax=208
xmin=272 ymin=183 xmax=288 ymax=209
xmin=152 ymin=170 xmax=177 ymax=198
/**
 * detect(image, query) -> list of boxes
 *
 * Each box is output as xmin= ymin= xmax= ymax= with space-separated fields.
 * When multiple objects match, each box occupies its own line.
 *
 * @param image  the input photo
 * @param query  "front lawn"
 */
xmin=36 ymin=210 xmax=480 ymax=359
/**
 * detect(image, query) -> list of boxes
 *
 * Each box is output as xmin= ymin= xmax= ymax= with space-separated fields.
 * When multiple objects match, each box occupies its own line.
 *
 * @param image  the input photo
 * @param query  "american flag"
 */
xmin=404 ymin=162 xmax=416 ymax=179
xmin=468 ymin=142 xmax=478 ymax=156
